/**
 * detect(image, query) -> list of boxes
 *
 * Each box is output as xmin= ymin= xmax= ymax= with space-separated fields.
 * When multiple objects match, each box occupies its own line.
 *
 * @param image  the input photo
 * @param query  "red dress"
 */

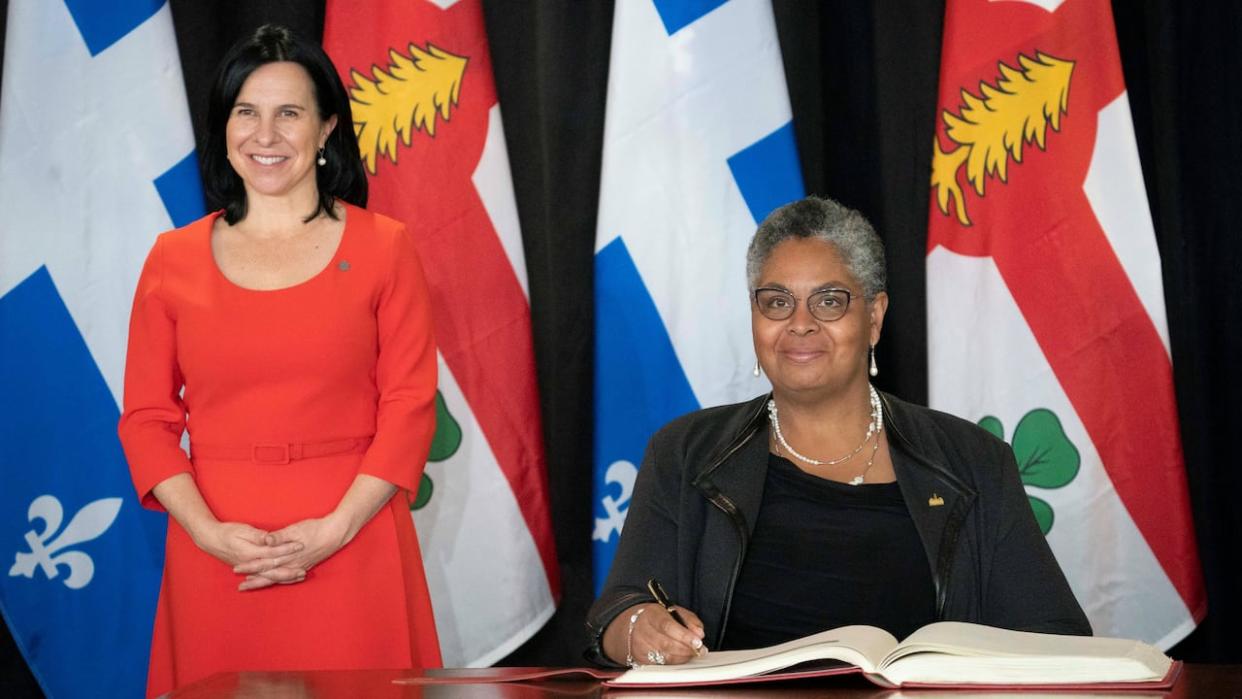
xmin=118 ymin=204 xmax=442 ymax=697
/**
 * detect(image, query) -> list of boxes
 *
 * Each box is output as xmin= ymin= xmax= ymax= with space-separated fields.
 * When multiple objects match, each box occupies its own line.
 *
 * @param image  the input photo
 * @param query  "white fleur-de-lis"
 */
xmin=9 ymin=495 xmax=122 ymax=590
xmin=593 ymin=460 xmax=638 ymax=543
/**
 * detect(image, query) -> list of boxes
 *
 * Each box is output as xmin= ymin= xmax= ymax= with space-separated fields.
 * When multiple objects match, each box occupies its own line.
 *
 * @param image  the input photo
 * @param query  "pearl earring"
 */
xmin=869 ymin=345 xmax=878 ymax=377
xmin=753 ymin=361 xmax=762 ymax=378
xmin=317 ymin=148 xmax=327 ymax=166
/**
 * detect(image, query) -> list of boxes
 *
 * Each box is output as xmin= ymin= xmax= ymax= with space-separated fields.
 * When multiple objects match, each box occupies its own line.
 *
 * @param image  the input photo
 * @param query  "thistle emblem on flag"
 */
xmin=9 ymin=495 xmax=122 ymax=590
xmin=979 ymin=409 xmax=1081 ymax=534
xmin=931 ymin=51 xmax=1075 ymax=226
xmin=348 ymin=41 xmax=469 ymax=174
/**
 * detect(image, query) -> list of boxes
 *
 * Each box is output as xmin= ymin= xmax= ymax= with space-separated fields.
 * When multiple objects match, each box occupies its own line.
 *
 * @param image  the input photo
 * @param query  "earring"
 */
xmin=317 ymin=148 xmax=327 ymax=166
xmin=869 ymin=345 xmax=878 ymax=378
xmin=752 ymin=360 xmax=762 ymax=378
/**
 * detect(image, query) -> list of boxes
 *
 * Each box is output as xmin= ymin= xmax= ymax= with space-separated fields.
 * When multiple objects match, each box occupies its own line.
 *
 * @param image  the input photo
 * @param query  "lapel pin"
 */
xmin=928 ymin=493 xmax=944 ymax=507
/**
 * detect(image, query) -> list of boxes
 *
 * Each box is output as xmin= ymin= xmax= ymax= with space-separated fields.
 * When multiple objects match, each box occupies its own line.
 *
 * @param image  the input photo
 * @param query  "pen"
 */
xmin=647 ymin=578 xmax=688 ymax=628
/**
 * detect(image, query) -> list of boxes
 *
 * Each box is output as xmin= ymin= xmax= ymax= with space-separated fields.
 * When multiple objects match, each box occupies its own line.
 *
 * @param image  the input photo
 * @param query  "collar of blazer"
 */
xmin=690 ymin=390 xmax=980 ymax=623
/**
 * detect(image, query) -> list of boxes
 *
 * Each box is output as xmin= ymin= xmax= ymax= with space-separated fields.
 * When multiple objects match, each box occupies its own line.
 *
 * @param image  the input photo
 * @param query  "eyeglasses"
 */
xmin=753 ymin=287 xmax=856 ymax=322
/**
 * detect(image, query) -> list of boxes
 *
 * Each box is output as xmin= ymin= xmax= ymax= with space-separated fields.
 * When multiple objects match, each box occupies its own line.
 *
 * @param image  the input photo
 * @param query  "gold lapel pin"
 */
xmin=928 ymin=493 xmax=945 ymax=507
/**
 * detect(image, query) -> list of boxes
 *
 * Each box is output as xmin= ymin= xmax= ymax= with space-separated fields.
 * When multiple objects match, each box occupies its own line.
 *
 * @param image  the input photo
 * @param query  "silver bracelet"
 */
xmin=625 ymin=607 xmax=648 ymax=668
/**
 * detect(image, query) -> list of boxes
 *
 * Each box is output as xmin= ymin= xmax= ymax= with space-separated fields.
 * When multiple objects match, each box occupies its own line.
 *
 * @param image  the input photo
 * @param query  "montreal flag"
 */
xmin=926 ymin=0 xmax=1205 ymax=648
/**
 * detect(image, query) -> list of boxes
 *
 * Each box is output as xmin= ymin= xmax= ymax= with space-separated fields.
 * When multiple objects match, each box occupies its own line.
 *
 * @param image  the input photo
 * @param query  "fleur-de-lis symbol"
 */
xmin=593 ymin=460 xmax=637 ymax=543
xmin=9 ymin=495 xmax=122 ymax=590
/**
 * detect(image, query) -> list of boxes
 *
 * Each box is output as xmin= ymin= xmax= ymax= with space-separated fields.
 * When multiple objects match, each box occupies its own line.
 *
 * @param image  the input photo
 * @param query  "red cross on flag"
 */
xmin=324 ymin=0 xmax=559 ymax=666
xmin=926 ymin=0 xmax=1204 ymax=648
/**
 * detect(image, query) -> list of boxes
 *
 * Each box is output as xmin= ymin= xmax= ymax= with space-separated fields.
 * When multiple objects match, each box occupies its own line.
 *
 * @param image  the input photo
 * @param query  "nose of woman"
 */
xmin=253 ymin=114 xmax=278 ymax=146
xmin=787 ymin=302 xmax=818 ymax=336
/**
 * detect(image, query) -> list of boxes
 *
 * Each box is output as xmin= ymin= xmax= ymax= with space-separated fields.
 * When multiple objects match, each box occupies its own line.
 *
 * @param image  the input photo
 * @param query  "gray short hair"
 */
xmin=745 ymin=196 xmax=887 ymax=298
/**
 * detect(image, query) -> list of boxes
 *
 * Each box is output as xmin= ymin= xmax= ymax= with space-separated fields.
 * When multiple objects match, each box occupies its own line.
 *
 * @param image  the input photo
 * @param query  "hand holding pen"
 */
xmin=642 ymin=578 xmax=707 ymax=660
xmin=601 ymin=577 xmax=708 ymax=666
xmin=647 ymin=578 xmax=690 ymax=628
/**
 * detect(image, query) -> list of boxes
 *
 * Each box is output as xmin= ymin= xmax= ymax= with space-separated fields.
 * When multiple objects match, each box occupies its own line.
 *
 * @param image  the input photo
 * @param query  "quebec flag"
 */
xmin=0 ymin=1 xmax=203 ymax=696
xmin=593 ymin=0 xmax=804 ymax=589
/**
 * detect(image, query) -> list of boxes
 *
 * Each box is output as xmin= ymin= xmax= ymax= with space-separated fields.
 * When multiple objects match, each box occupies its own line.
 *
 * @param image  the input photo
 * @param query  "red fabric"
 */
xmin=323 ymin=0 xmax=561 ymax=596
xmin=118 ymin=204 xmax=441 ymax=697
xmin=927 ymin=0 xmax=1204 ymax=621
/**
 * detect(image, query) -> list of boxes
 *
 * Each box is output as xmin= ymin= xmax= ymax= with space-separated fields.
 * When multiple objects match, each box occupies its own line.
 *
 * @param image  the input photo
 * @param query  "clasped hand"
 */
xmin=197 ymin=515 xmax=352 ymax=591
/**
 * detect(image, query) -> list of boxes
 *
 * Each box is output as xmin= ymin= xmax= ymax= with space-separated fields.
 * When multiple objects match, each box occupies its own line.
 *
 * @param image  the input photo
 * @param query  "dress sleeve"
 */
xmin=357 ymin=223 xmax=437 ymax=493
xmin=117 ymin=235 xmax=193 ymax=511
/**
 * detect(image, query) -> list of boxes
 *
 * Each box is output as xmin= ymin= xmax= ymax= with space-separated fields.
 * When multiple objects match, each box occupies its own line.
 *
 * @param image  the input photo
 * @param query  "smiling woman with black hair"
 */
xmin=118 ymin=25 xmax=440 ymax=696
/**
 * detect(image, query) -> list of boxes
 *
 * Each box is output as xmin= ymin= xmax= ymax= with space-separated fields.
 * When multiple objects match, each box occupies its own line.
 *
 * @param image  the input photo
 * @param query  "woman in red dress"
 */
xmin=118 ymin=25 xmax=440 ymax=697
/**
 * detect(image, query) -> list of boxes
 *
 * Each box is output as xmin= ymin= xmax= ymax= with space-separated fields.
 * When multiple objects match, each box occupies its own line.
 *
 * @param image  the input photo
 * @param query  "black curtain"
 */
xmin=3 ymin=1 xmax=1239 ymax=694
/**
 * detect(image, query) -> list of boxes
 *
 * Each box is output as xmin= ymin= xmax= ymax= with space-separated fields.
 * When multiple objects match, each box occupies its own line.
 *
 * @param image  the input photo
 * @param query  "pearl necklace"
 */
xmin=768 ymin=385 xmax=884 ymax=485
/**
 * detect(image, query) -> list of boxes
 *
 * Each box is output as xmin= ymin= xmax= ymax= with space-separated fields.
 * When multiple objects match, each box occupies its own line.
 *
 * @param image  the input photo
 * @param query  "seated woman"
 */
xmin=586 ymin=196 xmax=1090 ymax=667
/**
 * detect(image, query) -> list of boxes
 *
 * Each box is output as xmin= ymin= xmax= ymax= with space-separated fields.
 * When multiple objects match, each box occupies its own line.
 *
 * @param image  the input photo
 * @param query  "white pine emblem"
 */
xmin=9 ymin=495 xmax=122 ymax=590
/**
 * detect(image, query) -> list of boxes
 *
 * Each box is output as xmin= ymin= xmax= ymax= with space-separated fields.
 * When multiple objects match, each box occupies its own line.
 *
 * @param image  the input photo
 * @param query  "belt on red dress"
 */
xmin=190 ymin=437 xmax=373 ymax=464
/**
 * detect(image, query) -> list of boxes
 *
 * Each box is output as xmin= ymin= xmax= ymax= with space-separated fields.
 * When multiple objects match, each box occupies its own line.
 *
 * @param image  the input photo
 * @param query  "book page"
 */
xmin=612 ymin=625 xmax=898 ymax=685
xmin=877 ymin=622 xmax=1171 ymax=686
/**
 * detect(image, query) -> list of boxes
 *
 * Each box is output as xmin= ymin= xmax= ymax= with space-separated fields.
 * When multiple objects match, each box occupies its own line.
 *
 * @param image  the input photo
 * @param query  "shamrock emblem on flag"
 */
xmin=409 ymin=390 xmax=462 ymax=510
xmin=979 ymin=409 xmax=1081 ymax=534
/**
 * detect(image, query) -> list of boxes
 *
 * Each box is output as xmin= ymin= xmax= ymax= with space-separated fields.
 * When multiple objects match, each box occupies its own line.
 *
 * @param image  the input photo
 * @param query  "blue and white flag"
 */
xmin=0 ymin=1 xmax=203 ymax=696
xmin=593 ymin=0 xmax=804 ymax=589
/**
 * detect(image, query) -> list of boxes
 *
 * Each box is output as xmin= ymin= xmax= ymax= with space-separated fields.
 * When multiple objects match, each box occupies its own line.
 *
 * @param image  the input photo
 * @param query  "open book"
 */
xmin=607 ymin=621 xmax=1179 ymax=690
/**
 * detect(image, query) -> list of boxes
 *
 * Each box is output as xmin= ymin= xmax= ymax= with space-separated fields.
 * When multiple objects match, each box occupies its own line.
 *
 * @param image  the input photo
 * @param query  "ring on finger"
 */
xmin=646 ymin=649 xmax=666 ymax=665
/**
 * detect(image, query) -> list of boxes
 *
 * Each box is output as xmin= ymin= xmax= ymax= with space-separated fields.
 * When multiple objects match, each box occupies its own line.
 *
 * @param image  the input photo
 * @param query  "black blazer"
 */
xmin=586 ymin=391 xmax=1091 ymax=665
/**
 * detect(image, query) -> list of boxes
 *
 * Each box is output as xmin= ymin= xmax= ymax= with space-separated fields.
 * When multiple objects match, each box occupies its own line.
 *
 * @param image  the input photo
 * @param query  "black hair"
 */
xmin=201 ymin=24 xmax=367 ymax=224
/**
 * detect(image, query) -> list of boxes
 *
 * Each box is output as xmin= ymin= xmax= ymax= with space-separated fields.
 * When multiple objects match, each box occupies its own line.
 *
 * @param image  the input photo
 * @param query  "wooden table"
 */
xmin=167 ymin=664 xmax=1242 ymax=698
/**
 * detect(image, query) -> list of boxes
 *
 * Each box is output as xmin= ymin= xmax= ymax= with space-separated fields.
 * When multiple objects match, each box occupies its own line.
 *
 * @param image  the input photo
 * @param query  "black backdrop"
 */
xmin=2 ymin=1 xmax=1239 ymax=694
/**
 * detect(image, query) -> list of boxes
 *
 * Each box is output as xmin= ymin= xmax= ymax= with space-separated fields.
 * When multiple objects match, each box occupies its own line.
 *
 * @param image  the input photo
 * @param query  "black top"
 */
xmin=720 ymin=453 xmax=937 ymax=650
xmin=585 ymin=392 xmax=1091 ymax=667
